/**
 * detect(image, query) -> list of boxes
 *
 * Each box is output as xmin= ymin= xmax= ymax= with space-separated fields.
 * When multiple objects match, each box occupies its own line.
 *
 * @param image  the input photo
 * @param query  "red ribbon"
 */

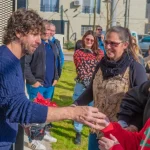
xmin=33 ymin=93 xmax=57 ymax=107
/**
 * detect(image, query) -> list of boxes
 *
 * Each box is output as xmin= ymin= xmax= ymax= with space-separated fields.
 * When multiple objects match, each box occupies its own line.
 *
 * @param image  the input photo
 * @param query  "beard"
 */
xmin=23 ymin=49 xmax=31 ymax=55
xmin=21 ymin=43 xmax=36 ymax=55
xmin=21 ymin=42 xmax=29 ymax=55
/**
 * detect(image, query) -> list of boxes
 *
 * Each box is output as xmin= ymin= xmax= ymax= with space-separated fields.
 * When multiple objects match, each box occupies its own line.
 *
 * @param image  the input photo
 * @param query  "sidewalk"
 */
xmin=63 ymin=51 xmax=74 ymax=55
xmin=24 ymin=134 xmax=52 ymax=150
xmin=63 ymin=50 xmax=74 ymax=61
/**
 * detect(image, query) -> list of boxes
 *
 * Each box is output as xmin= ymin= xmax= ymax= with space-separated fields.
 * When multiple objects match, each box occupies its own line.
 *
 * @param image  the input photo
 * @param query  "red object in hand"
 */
xmin=33 ymin=93 xmax=57 ymax=107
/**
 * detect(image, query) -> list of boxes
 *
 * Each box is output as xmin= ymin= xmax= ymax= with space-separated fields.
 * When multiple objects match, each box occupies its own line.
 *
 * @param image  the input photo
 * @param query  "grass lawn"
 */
xmin=51 ymin=61 xmax=89 ymax=150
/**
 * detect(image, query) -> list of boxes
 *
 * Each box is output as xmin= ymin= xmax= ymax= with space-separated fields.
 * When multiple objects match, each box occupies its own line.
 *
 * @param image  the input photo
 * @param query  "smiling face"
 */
xmin=84 ymin=34 xmax=95 ymax=49
xmin=19 ymin=31 xmax=41 ymax=55
xmin=49 ymin=25 xmax=56 ymax=38
xmin=41 ymin=24 xmax=51 ymax=41
xmin=104 ymin=32 xmax=129 ymax=61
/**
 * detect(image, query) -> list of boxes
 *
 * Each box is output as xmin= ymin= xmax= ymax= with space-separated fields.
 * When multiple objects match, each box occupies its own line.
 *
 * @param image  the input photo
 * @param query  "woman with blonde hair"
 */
xmin=132 ymin=36 xmax=145 ymax=66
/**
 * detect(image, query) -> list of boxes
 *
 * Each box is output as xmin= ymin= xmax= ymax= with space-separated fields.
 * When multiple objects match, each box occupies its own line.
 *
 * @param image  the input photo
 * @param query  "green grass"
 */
xmin=51 ymin=62 xmax=89 ymax=150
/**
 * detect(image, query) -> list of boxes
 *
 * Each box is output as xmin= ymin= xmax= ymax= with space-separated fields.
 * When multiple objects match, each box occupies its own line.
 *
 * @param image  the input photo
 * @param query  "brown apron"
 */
xmin=92 ymin=67 xmax=130 ymax=138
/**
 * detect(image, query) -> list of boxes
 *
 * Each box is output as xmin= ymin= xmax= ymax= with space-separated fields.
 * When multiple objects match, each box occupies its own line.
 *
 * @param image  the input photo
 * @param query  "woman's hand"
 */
xmin=98 ymin=134 xmax=119 ymax=150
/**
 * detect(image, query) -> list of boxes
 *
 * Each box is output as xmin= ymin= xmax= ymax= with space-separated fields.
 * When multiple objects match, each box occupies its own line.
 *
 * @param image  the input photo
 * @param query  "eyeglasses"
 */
xmin=96 ymin=28 xmax=102 ymax=31
xmin=104 ymin=40 xmax=123 ymax=47
xmin=85 ymin=38 xmax=94 ymax=43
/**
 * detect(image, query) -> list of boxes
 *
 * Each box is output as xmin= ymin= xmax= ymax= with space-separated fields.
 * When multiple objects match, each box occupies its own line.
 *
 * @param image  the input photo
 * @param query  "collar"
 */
xmin=41 ymin=39 xmax=50 ymax=45
xmin=80 ymin=48 xmax=93 ymax=53
xmin=50 ymin=37 xmax=56 ymax=43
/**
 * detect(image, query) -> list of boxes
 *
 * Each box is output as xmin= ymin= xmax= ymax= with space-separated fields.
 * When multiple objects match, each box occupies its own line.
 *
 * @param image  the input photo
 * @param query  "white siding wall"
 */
xmin=28 ymin=0 xmax=148 ymax=40
xmin=0 ymin=0 xmax=13 ymax=45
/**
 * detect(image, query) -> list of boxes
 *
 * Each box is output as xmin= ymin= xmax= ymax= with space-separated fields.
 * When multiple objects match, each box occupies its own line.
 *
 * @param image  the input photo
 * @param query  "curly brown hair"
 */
xmin=3 ymin=8 xmax=43 ymax=45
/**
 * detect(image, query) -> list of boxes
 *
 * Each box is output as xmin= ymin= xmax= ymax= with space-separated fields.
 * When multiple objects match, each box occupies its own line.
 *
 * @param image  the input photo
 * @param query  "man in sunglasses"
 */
xmin=96 ymin=25 xmax=106 ymax=55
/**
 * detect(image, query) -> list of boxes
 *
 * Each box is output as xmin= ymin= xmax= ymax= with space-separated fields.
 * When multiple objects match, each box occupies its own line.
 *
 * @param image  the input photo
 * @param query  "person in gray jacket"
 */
xmin=25 ymin=20 xmax=59 ymax=100
xmin=25 ymin=20 xmax=59 ymax=148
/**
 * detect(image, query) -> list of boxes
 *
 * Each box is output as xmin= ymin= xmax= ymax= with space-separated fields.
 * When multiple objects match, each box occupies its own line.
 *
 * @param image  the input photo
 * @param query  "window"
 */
xmin=81 ymin=25 xmax=93 ymax=36
xmin=17 ymin=0 xmax=26 ymax=9
xmin=82 ymin=0 xmax=100 ymax=14
xmin=40 ymin=0 xmax=59 ymax=12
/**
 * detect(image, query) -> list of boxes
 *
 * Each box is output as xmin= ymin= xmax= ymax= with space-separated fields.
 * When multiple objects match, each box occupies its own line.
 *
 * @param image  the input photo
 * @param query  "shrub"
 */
xmin=64 ymin=41 xmax=75 ymax=50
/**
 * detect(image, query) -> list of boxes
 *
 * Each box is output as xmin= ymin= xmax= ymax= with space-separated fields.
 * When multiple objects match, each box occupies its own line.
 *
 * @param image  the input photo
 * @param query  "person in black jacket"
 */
xmin=74 ymin=40 xmax=82 ymax=51
xmin=25 ymin=20 xmax=59 ymax=100
xmin=117 ymin=80 xmax=150 ymax=131
xmin=25 ymin=19 xmax=59 ymax=148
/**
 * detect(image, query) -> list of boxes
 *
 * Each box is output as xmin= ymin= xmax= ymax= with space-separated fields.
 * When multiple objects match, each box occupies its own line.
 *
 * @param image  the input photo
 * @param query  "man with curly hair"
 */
xmin=0 ymin=8 xmax=106 ymax=150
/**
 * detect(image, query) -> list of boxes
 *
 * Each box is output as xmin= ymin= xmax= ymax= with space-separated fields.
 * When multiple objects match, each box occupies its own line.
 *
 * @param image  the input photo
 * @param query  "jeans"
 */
xmin=50 ymin=86 xmax=55 ymax=100
xmin=88 ymin=133 xmax=99 ymax=150
xmin=72 ymin=82 xmax=93 ymax=133
xmin=26 ymin=84 xmax=54 ymax=101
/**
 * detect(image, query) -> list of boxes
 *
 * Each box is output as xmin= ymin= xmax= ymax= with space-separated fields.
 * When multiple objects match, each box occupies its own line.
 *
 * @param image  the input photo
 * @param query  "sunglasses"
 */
xmin=104 ymin=40 xmax=123 ymax=47
xmin=85 ymin=38 xmax=94 ymax=43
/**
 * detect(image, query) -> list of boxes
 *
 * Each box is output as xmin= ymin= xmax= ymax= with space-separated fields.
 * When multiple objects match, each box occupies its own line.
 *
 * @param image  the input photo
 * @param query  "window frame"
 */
xmin=82 ymin=0 xmax=100 ymax=14
xmin=81 ymin=25 xmax=93 ymax=36
xmin=40 ymin=0 xmax=59 ymax=12
xmin=17 ymin=0 xmax=26 ymax=9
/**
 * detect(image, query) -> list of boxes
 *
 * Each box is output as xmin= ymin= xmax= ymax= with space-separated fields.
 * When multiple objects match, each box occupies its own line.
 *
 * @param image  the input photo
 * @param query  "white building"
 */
xmin=0 ymin=0 xmax=149 ymax=44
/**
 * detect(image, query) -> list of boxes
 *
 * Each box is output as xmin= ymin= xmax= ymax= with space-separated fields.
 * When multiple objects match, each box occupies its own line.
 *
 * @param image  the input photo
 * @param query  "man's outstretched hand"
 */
xmin=73 ymin=106 xmax=109 ymax=130
xmin=46 ymin=106 xmax=109 ymax=131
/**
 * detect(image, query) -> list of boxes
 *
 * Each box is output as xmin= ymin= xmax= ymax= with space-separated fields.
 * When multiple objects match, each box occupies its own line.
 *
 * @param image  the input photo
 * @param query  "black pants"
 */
xmin=14 ymin=125 xmax=24 ymax=150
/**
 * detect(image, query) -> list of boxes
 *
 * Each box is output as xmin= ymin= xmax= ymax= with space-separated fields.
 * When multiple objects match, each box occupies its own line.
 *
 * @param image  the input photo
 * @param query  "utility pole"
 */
xmin=60 ymin=5 xmax=63 ymax=21
xmin=89 ymin=13 xmax=91 ymax=25
xmin=124 ymin=0 xmax=130 ymax=28
xmin=124 ymin=0 xmax=127 ymax=27
xmin=127 ymin=0 xmax=130 ymax=28
xmin=26 ymin=0 xmax=28 ymax=9
xmin=93 ymin=0 xmax=97 ymax=31
xmin=106 ymin=0 xmax=109 ymax=30
xmin=60 ymin=5 xmax=64 ymax=34
xmin=110 ymin=0 xmax=117 ymax=27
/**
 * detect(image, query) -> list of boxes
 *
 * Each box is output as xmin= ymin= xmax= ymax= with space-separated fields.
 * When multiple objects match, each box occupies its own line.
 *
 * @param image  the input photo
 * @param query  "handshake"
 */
xmin=46 ymin=103 xmax=110 ymax=131
xmin=71 ymin=106 xmax=110 ymax=130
